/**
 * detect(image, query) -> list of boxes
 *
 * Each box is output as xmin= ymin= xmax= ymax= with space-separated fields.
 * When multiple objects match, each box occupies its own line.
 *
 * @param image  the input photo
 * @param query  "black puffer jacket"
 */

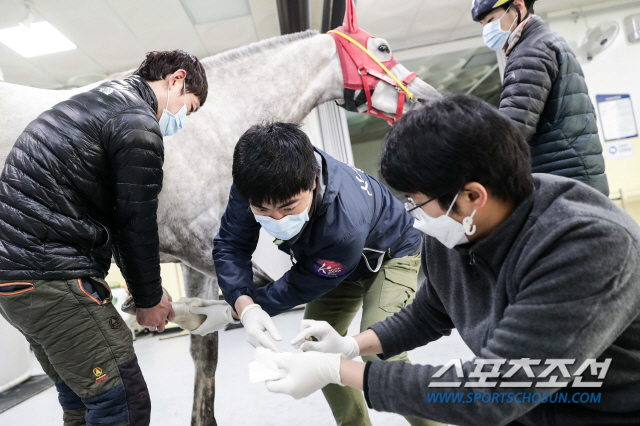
xmin=500 ymin=17 xmax=609 ymax=196
xmin=0 ymin=76 xmax=164 ymax=308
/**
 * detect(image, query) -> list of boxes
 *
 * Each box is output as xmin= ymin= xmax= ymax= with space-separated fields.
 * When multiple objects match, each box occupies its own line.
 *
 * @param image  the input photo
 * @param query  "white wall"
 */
xmin=0 ymin=316 xmax=30 ymax=392
xmin=549 ymin=6 xmax=640 ymax=219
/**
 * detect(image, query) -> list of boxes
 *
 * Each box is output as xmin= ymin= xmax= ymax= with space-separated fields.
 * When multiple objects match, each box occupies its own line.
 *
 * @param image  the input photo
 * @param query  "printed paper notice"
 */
xmin=605 ymin=140 xmax=634 ymax=160
xmin=596 ymin=95 xmax=639 ymax=142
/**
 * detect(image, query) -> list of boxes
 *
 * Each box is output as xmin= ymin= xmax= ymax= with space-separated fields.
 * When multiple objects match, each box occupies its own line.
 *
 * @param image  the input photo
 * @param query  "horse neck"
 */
xmin=204 ymin=33 xmax=344 ymax=123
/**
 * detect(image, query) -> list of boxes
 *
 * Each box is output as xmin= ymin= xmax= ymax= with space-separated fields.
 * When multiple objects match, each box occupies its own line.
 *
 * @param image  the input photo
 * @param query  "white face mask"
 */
xmin=253 ymin=193 xmax=312 ymax=241
xmin=482 ymin=6 xmax=518 ymax=51
xmin=158 ymin=81 xmax=187 ymax=137
xmin=411 ymin=193 xmax=477 ymax=249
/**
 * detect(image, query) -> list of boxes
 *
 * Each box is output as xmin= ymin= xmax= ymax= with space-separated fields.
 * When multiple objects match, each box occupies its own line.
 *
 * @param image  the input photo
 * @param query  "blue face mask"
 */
xmin=253 ymin=194 xmax=312 ymax=241
xmin=482 ymin=6 xmax=517 ymax=51
xmin=158 ymin=81 xmax=187 ymax=137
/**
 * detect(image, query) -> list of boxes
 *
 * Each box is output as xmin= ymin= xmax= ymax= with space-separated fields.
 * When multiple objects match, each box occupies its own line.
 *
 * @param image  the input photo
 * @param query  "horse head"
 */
xmin=330 ymin=0 xmax=440 ymax=125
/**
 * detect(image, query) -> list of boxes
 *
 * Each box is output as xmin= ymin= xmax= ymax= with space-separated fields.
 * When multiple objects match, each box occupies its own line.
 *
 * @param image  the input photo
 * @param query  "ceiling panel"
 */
xmin=29 ymin=0 xmax=147 ymax=73
xmin=181 ymin=0 xmax=251 ymax=25
xmin=195 ymin=15 xmax=259 ymax=56
xmin=400 ymin=3 xmax=468 ymax=47
xmin=0 ymin=0 xmax=30 ymax=29
xmin=0 ymin=0 xmax=633 ymax=89
xmin=0 ymin=43 xmax=64 ymax=87
xmin=357 ymin=0 xmax=421 ymax=45
xmin=358 ymin=0 xmax=629 ymax=51
xmin=106 ymin=0 xmax=209 ymax=57
xmin=248 ymin=0 xmax=281 ymax=40
xmin=28 ymin=49 xmax=107 ymax=85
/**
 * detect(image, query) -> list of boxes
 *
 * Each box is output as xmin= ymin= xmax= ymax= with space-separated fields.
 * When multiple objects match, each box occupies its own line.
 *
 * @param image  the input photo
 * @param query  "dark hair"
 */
xmin=134 ymin=50 xmax=208 ymax=105
xmin=232 ymin=122 xmax=318 ymax=206
xmin=380 ymin=94 xmax=533 ymax=212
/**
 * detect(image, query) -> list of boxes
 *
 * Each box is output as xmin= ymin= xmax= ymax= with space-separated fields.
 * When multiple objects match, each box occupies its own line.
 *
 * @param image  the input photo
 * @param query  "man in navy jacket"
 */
xmin=209 ymin=122 xmax=438 ymax=426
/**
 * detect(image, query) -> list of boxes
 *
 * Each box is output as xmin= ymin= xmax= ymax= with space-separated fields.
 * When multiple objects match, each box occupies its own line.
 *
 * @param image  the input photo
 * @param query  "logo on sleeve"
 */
xmin=314 ymin=260 xmax=346 ymax=278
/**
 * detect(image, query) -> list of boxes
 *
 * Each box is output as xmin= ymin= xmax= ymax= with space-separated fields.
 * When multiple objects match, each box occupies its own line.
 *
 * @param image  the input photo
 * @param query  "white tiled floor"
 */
xmin=0 ymin=309 xmax=474 ymax=426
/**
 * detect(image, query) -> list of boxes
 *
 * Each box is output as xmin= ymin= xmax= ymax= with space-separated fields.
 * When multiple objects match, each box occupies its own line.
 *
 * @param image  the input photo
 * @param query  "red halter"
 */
xmin=329 ymin=28 xmax=418 ymax=126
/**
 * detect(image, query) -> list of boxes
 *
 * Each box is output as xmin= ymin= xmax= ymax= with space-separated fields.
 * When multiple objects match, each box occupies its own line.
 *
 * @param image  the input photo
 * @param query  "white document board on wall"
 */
xmin=596 ymin=94 xmax=638 ymax=142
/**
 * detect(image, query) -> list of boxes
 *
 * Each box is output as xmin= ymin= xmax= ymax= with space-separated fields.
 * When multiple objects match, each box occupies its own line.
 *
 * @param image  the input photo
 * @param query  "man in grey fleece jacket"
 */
xmin=263 ymin=94 xmax=640 ymax=426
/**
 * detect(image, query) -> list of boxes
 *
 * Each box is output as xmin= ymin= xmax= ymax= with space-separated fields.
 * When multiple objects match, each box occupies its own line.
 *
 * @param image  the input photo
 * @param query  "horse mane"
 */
xmin=106 ymin=30 xmax=320 ymax=81
xmin=200 ymin=29 xmax=319 ymax=70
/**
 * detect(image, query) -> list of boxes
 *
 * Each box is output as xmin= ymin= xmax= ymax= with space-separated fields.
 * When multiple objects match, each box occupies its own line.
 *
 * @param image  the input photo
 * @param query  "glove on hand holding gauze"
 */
xmin=122 ymin=289 xmax=230 ymax=332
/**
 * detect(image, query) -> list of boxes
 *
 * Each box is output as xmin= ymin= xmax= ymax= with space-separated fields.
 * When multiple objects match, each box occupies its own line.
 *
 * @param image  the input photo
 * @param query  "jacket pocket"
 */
xmin=87 ymin=215 xmax=111 ymax=254
xmin=0 ymin=282 xmax=35 ymax=295
xmin=379 ymin=268 xmax=417 ymax=314
xmin=0 ymin=282 xmax=35 ymax=327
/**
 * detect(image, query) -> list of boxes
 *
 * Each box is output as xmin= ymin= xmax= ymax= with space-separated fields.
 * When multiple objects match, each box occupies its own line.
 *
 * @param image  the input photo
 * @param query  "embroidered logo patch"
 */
xmin=108 ymin=316 xmax=120 ymax=329
xmin=314 ymin=260 xmax=346 ymax=278
xmin=93 ymin=367 xmax=109 ymax=383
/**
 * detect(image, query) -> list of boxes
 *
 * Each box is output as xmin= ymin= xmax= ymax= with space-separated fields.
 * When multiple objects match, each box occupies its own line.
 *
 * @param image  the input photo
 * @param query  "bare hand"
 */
xmin=136 ymin=289 xmax=175 ymax=332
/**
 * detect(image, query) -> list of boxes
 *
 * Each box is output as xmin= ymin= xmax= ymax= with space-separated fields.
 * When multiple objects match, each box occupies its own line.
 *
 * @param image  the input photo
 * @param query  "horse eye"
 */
xmin=378 ymin=45 xmax=390 ymax=53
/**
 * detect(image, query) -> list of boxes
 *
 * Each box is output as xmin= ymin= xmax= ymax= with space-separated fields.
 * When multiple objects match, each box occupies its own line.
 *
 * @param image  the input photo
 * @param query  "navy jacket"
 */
xmin=213 ymin=149 xmax=421 ymax=316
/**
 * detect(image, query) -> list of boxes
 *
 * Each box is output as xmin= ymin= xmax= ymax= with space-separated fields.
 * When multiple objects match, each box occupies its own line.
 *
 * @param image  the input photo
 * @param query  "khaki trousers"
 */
xmin=304 ymin=254 xmax=445 ymax=426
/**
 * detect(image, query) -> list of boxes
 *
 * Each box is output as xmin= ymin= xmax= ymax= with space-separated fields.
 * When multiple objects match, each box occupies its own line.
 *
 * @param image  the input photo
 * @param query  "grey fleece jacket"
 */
xmin=366 ymin=174 xmax=640 ymax=426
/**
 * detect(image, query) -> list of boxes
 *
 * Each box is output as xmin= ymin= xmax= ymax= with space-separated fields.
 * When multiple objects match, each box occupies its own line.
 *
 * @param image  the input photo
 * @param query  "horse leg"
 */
xmin=181 ymin=261 xmax=273 ymax=426
xmin=182 ymin=264 xmax=219 ymax=426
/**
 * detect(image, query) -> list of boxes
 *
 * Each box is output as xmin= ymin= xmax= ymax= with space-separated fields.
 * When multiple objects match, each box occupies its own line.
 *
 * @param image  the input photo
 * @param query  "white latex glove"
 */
xmin=265 ymin=351 xmax=343 ymax=399
xmin=291 ymin=320 xmax=360 ymax=359
xmin=189 ymin=300 xmax=231 ymax=336
xmin=241 ymin=304 xmax=283 ymax=352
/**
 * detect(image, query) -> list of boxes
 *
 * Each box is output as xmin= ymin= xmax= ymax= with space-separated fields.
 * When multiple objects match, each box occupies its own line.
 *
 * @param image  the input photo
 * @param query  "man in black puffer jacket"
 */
xmin=0 ymin=50 xmax=207 ymax=426
xmin=472 ymin=0 xmax=609 ymax=196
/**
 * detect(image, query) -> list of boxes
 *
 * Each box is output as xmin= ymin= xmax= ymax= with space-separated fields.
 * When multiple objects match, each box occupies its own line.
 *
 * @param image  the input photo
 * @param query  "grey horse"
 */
xmin=0 ymin=30 xmax=439 ymax=424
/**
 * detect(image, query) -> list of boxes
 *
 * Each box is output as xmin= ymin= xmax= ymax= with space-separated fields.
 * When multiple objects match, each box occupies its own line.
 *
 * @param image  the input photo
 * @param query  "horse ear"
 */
xmin=343 ymin=0 xmax=359 ymax=33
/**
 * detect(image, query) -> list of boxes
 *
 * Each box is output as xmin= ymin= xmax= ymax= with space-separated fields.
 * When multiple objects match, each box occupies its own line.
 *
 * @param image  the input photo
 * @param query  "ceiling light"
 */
xmin=0 ymin=21 xmax=76 ymax=58
xmin=180 ymin=0 xmax=251 ymax=25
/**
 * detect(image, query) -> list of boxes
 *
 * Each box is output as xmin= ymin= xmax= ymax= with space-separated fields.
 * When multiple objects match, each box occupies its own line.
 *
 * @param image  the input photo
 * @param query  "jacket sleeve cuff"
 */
xmin=363 ymin=361 xmax=374 ymax=409
xmin=229 ymin=286 xmax=257 ymax=314
xmin=366 ymin=360 xmax=396 ymax=413
xmin=132 ymin=284 xmax=164 ymax=308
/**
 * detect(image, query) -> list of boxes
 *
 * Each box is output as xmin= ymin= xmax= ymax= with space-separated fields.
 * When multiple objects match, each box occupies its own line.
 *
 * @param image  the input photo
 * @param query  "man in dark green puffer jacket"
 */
xmin=473 ymin=0 xmax=609 ymax=196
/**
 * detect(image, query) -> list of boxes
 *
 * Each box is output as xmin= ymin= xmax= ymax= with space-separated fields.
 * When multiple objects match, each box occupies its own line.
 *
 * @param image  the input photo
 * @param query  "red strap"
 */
xmin=331 ymin=32 xmax=412 ymax=126
xmin=395 ymin=91 xmax=406 ymax=122
xmin=365 ymin=68 xmax=398 ymax=87
xmin=393 ymin=72 xmax=417 ymax=122
xmin=403 ymin=72 xmax=418 ymax=86
xmin=367 ymin=107 xmax=396 ymax=126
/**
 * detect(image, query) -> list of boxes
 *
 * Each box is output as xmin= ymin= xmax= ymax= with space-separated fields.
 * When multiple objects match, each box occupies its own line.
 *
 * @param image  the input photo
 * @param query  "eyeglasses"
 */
xmin=404 ymin=196 xmax=439 ymax=219
xmin=404 ymin=190 xmax=459 ymax=219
